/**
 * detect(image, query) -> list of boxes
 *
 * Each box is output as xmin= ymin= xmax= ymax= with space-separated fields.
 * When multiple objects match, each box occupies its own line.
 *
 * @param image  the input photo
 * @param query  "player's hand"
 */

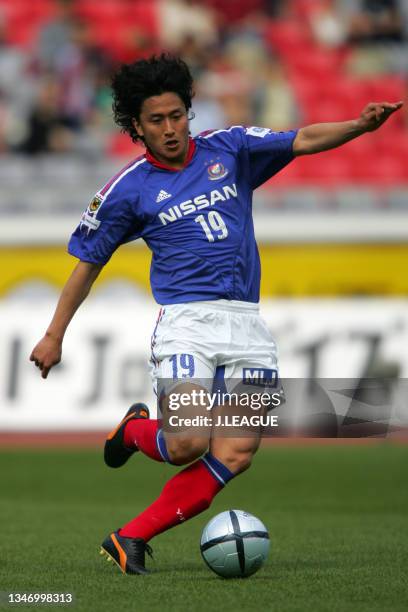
xmin=358 ymin=101 xmax=403 ymax=132
xmin=30 ymin=335 xmax=62 ymax=379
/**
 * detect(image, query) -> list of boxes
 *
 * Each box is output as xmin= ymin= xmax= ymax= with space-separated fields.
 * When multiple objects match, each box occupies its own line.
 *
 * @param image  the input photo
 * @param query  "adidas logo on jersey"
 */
xmin=156 ymin=190 xmax=172 ymax=203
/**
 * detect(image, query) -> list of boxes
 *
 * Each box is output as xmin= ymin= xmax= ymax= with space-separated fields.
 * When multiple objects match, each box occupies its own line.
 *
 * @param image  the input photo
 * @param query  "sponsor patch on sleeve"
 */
xmin=80 ymin=212 xmax=101 ymax=232
xmin=245 ymin=126 xmax=271 ymax=138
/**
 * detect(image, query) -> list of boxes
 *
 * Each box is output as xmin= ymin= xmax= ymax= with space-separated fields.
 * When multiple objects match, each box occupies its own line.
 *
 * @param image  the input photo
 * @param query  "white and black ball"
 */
xmin=200 ymin=510 xmax=270 ymax=578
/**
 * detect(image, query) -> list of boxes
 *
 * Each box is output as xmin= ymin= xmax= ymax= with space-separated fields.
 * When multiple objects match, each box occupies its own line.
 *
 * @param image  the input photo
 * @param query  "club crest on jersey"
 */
xmin=89 ymin=194 xmax=103 ymax=212
xmin=207 ymin=162 xmax=228 ymax=181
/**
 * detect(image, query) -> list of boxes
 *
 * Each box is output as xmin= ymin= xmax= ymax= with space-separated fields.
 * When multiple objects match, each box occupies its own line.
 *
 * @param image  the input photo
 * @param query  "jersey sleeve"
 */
xmin=198 ymin=126 xmax=297 ymax=189
xmin=239 ymin=126 xmax=298 ymax=189
xmin=67 ymin=186 xmax=142 ymax=265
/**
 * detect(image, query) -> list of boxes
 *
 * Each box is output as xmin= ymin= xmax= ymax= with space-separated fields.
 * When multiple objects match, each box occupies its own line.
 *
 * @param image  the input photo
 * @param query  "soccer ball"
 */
xmin=200 ymin=509 xmax=270 ymax=578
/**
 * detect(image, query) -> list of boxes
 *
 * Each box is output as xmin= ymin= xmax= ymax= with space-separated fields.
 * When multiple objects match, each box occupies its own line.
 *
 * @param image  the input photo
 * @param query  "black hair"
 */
xmin=111 ymin=53 xmax=194 ymax=143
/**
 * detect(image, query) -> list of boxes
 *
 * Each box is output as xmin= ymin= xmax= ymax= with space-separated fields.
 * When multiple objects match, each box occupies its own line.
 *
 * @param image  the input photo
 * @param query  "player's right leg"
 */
xmin=103 ymin=303 xmax=215 ymax=469
xmin=148 ymin=303 xmax=219 ymax=464
xmin=104 ymin=402 xmax=150 ymax=468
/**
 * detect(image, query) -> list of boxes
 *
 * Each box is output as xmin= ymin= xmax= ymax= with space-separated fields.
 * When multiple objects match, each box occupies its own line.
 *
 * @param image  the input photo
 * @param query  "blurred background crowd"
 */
xmin=0 ymin=0 xmax=407 ymax=177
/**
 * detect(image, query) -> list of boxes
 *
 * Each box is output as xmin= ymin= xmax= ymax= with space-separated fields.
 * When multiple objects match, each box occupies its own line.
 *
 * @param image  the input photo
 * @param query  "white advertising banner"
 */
xmin=0 ymin=298 xmax=407 ymax=431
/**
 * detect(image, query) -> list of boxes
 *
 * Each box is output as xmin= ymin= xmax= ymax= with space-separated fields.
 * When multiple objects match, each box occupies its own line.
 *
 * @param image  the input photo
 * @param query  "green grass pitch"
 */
xmin=0 ymin=444 xmax=407 ymax=612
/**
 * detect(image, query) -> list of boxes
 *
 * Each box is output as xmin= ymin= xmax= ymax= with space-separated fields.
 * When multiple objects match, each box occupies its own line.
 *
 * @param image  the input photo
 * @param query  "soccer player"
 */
xmin=30 ymin=54 xmax=402 ymax=575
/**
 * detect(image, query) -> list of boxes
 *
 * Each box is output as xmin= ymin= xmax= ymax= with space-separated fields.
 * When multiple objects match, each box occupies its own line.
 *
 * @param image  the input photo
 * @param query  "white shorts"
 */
xmin=149 ymin=300 xmax=279 ymax=400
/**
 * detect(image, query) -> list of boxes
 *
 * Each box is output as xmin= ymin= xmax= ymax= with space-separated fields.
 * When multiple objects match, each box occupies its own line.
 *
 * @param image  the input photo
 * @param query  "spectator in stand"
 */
xmin=223 ymin=11 xmax=270 ymax=74
xmin=0 ymin=89 xmax=10 ymax=153
xmin=36 ymin=0 xmax=115 ymax=129
xmin=158 ymin=0 xmax=218 ymax=50
xmin=175 ymin=34 xmax=214 ymax=78
xmin=37 ymin=0 xmax=76 ymax=71
xmin=0 ymin=12 xmax=27 ymax=99
xmin=397 ymin=0 xmax=408 ymax=37
xmin=190 ymin=61 xmax=227 ymax=135
xmin=0 ymin=11 xmax=32 ymax=152
xmin=263 ymin=1 xmax=288 ymax=18
xmin=19 ymin=77 xmax=75 ymax=155
xmin=344 ymin=0 xmax=405 ymax=43
xmin=196 ymin=55 xmax=253 ymax=127
xmin=258 ymin=61 xmax=298 ymax=130
xmin=338 ymin=0 xmax=407 ymax=75
xmin=310 ymin=0 xmax=348 ymax=48
xmin=54 ymin=19 xmax=115 ymax=130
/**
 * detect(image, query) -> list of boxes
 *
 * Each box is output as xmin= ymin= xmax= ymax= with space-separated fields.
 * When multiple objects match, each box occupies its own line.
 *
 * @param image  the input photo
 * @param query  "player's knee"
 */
xmin=166 ymin=437 xmax=208 ymax=465
xmin=222 ymin=451 xmax=253 ymax=475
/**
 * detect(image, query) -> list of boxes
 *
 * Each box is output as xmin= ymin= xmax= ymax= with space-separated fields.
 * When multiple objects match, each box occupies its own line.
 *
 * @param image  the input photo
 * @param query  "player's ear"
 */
xmin=132 ymin=117 xmax=144 ymax=138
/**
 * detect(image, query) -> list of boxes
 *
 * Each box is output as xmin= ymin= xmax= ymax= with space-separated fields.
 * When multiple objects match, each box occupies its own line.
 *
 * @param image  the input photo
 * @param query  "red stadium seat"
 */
xmin=0 ymin=0 xmax=28 ymax=20
xmin=5 ymin=20 xmax=38 ymax=47
xmin=302 ymin=100 xmax=352 ymax=125
xmin=30 ymin=0 xmax=56 ymax=20
xmin=267 ymin=159 xmax=303 ymax=187
xmin=285 ymin=47 xmax=345 ymax=78
xmin=291 ymin=0 xmax=322 ymax=20
xmin=203 ymin=0 xmax=264 ymax=23
xmin=0 ymin=0 xmax=55 ymax=21
xmin=74 ymin=0 xmax=125 ymax=19
xmin=265 ymin=20 xmax=313 ymax=56
xmin=378 ymin=132 xmax=408 ymax=159
xmin=107 ymin=132 xmax=144 ymax=159
xmin=368 ymin=76 xmax=406 ymax=103
xmin=350 ymin=153 xmax=407 ymax=184
xmin=294 ymin=152 xmax=353 ymax=185
xmin=127 ymin=1 xmax=159 ymax=37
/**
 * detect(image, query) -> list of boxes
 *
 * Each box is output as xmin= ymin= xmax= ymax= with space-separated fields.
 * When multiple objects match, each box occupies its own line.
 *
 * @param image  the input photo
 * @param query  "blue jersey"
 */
xmin=68 ymin=126 xmax=297 ymax=304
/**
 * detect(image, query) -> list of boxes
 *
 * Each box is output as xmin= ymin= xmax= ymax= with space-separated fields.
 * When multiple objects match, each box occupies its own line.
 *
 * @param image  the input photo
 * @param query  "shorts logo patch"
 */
xmin=89 ymin=194 xmax=103 ymax=212
xmin=242 ymin=368 xmax=278 ymax=387
xmin=245 ymin=126 xmax=271 ymax=138
xmin=208 ymin=162 xmax=228 ymax=181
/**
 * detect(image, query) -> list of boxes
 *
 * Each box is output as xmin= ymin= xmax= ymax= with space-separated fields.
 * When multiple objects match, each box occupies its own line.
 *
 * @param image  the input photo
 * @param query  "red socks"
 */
xmin=124 ymin=419 xmax=164 ymax=462
xmin=120 ymin=419 xmax=235 ymax=541
xmin=119 ymin=455 xmax=233 ymax=541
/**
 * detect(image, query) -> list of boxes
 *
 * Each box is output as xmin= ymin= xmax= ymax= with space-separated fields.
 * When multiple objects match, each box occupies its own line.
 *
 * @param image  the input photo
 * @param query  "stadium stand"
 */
xmin=0 ymin=0 xmax=406 ymax=216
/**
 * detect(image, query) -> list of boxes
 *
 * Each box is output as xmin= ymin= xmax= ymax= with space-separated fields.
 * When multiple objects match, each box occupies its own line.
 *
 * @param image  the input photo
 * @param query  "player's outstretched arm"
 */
xmin=30 ymin=260 xmax=103 ymax=379
xmin=293 ymin=101 xmax=403 ymax=156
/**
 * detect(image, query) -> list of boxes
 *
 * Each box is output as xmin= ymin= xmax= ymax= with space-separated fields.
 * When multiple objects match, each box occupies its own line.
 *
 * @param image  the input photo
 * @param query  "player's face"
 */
xmin=133 ymin=92 xmax=190 ymax=168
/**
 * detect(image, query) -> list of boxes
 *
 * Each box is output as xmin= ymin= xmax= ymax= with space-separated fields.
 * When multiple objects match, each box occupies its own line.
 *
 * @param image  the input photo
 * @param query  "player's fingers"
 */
xmin=385 ymin=101 xmax=404 ymax=114
xmin=41 ymin=367 xmax=50 ymax=379
xmin=380 ymin=102 xmax=398 ymax=114
xmin=380 ymin=102 xmax=398 ymax=109
xmin=375 ymin=105 xmax=385 ymax=120
xmin=364 ymin=108 xmax=378 ymax=123
xmin=374 ymin=102 xmax=403 ymax=119
xmin=366 ymin=106 xmax=377 ymax=118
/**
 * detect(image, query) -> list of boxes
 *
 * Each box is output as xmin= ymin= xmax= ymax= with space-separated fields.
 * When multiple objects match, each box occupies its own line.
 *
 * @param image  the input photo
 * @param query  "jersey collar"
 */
xmin=145 ymin=138 xmax=196 ymax=171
